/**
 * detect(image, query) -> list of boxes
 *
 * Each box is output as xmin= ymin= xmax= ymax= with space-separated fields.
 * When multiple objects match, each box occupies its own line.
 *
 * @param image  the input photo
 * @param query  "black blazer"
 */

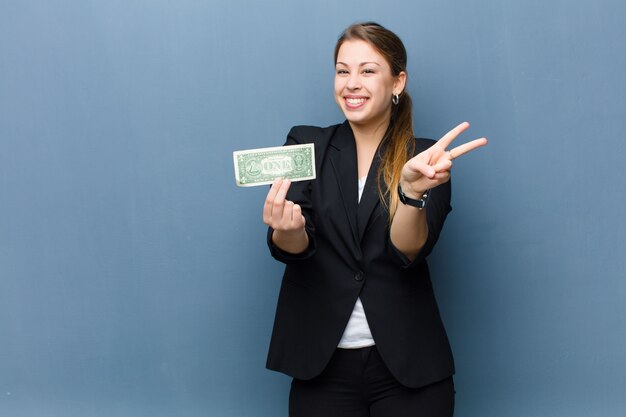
xmin=266 ymin=121 xmax=454 ymax=388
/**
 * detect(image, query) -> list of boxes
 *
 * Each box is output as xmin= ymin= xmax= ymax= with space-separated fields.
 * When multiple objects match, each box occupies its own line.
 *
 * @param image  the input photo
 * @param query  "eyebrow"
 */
xmin=336 ymin=61 xmax=382 ymax=67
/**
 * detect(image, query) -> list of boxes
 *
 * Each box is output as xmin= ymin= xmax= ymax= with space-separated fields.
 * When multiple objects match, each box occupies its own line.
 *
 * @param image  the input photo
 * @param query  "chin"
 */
xmin=341 ymin=108 xmax=368 ymax=123
xmin=344 ymin=115 xmax=368 ymax=126
xmin=346 ymin=111 xmax=379 ymax=127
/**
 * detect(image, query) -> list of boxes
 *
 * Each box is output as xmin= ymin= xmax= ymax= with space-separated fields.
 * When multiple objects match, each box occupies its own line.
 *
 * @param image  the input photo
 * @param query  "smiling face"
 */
xmin=334 ymin=39 xmax=406 ymax=131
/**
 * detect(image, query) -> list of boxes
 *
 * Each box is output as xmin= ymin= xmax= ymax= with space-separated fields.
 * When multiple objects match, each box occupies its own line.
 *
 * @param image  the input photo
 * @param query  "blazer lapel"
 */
xmin=328 ymin=122 xmax=360 ymax=247
xmin=357 ymin=141 xmax=386 ymax=241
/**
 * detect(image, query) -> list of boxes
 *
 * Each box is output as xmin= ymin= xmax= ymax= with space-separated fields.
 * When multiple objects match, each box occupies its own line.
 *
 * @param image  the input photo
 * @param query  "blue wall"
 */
xmin=1 ymin=1 xmax=624 ymax=416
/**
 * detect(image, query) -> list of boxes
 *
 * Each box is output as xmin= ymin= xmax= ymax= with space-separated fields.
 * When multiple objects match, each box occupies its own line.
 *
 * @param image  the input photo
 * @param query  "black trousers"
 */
xmin=289 ymin=346 xmax=454 ymax=417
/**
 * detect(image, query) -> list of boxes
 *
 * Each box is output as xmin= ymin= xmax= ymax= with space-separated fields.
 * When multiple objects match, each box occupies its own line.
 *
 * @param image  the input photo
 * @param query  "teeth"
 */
xmin=346 ymin=98 xmax=366 ymax=105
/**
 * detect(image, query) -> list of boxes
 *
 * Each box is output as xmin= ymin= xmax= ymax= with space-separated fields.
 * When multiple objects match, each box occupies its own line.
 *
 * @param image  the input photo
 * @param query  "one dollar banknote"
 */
xmin=233 ymin=143 xmax=316 ymax=187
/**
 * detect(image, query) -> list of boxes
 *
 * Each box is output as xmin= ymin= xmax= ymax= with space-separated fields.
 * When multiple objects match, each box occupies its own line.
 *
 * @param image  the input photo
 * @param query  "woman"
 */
xmin=262 ymin=22 xmax=487 ymax=417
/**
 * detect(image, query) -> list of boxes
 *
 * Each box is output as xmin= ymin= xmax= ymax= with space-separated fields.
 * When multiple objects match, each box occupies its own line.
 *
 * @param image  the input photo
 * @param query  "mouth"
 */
xmin=344 ymin=96 xmax=368 ymax=109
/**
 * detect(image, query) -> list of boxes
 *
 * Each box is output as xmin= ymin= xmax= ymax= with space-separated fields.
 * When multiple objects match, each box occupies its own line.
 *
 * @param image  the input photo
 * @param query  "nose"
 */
xmin=346 ymin=73 xmax=360 ymax=90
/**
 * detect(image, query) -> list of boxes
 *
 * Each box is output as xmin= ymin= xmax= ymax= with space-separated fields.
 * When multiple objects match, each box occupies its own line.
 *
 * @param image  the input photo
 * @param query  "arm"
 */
xmin=389 ymin=186 xmax=430 ymax=262
xmin=390 ymin=122 xmax=487 ymax=262
xmin=264 ymin=126 xmax=319 ymax=263
xmin=389 ymin=178 xmax=451 ymax=266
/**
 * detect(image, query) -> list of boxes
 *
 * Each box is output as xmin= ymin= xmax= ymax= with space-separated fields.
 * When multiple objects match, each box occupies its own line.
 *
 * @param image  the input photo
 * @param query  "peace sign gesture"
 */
xmin=400 ymin=122 xmax=488 ymax=196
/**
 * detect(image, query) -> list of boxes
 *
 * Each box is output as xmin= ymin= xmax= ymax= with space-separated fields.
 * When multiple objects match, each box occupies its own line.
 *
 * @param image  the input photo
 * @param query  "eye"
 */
xmin=362 ymin=68 xmax=376 ymax=75
xmin=336 ymin=69 xmax=349 ymax=75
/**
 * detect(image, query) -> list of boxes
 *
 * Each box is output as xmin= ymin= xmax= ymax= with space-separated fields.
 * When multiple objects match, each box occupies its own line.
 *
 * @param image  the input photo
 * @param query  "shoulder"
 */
xmin=412 ymin=137 xmax=437 ymax=155
xmin=287 ymin=124 xmax=342 ymax=145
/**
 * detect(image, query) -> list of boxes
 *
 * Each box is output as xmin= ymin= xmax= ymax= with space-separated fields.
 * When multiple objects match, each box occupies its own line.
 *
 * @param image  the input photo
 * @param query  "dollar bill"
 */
xmin=233 ymin=143 xmax=316 ymax=187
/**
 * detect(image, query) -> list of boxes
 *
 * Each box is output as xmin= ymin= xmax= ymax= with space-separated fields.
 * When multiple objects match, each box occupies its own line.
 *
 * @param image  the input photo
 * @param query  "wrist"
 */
xmin=272 ymin=227 xmax=308 ymax=250
xmin=398 ymin=180 xmax=425 ymax=199
xmin=398 ymin=183 xmax=430 ymax=210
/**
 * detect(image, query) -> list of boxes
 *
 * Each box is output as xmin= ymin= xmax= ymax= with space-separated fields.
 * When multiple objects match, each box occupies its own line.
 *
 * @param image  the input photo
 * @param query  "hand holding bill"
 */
xmin=263 ymin=178 xmax=309 ymax=254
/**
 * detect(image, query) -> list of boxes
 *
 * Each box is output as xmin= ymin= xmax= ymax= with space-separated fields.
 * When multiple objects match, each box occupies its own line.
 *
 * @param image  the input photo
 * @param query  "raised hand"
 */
xmin=400 ymin=122 xmax=488 ymax=196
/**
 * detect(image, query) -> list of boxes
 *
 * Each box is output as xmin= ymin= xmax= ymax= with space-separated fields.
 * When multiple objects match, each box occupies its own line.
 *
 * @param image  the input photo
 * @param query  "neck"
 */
xmin=349 ymin=115 xmax=391 ymax=178
xmin=349 ymin=115 xmax=390 ymax=148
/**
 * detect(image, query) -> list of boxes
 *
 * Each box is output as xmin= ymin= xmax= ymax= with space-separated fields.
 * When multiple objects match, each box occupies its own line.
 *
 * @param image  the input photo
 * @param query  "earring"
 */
xmin=392 ymin=94 xmax=399 ymax=105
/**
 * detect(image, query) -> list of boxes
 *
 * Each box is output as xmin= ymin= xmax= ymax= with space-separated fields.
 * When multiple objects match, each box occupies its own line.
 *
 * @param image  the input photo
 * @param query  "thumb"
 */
xmin=406 ymin=158 xmax=435 ymax=179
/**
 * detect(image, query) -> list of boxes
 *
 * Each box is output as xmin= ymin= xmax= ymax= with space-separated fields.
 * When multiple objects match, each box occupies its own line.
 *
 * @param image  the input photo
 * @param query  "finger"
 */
xmin=414 ymin=171 xmax=450 ymax=193
xmin=274 ymin=178 xmax=291 ymax=205
xmin=270 ymin=180 xmax=291 ymax=223
xmin=265 ymin=178 xmax=282 ymax=202
xmin=263 ymin=179 xmax=283 ymax=223
xmin=435 ymin=121 xmax=470 ymax=151
xmin=270 ymin=199 xmax=284 ymax=226
xmin=406 ymin=158 xmax=436 ymax=178
xmin=292 ymin=204 xmax=305 ymax=227
xmin=449 ymin=137 xmax=488 ymax=159
xmin=433 ymin=158 xmax=453 ymax=172
xmin=282 ymin=201 xmax=295 ymax=225
xmin=433 ymin=171 xmax=450 ymax=182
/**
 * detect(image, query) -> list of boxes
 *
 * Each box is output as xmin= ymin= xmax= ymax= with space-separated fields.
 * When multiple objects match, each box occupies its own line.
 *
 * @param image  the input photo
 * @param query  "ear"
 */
xmin=393 ymin=71 xmax=407 ymax=95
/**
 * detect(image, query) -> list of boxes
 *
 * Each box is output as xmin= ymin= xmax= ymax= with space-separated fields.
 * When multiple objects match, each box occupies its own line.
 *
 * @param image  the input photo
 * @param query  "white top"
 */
xmin=337 ymin=176 xmax=375 ymax=349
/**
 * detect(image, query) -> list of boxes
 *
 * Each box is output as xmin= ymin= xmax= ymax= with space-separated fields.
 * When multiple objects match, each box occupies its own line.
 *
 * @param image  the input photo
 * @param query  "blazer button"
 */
xmin=354 ymin=271 xmax=364 ymax=282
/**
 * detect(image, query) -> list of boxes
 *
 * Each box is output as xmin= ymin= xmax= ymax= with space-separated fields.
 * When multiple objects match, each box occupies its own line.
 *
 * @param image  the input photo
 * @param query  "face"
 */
xmin=334 ymin=40 xmax=406 ymax=130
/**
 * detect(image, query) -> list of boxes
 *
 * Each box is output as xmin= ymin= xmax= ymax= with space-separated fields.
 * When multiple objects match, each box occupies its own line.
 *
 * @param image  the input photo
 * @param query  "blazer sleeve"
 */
xmin=267 ymin=126 xmax=317 ymax=264
xmin=387 ymin=138 xmax=453 ymax=269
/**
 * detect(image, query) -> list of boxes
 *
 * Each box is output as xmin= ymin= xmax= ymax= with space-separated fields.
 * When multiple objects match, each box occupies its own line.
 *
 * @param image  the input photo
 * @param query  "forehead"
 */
xmin=336 ymin=39 xmax=388 ymax=66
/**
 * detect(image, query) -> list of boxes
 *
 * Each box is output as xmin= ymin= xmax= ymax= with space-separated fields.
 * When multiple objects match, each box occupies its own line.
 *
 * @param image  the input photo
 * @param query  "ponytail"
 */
xmin=379 ymin=91 xmax=415 ymax=220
